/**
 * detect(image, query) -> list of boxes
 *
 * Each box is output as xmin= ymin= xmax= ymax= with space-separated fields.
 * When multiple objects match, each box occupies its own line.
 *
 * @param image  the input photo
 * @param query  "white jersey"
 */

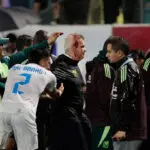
xmin=1 ymin=63 xmax=56 ymax=114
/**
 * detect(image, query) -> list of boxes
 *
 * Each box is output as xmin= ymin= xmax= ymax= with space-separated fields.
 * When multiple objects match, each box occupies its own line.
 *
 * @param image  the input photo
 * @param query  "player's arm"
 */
xmin=7 ymin=32 xmax=63 ymax=68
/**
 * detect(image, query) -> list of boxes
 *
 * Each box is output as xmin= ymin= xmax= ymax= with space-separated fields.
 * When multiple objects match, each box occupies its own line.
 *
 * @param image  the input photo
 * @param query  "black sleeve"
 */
xmin=51 ymin=62 xmax=74 ymax=88
xmin=46 ymin=80 xmax=56 ymax=93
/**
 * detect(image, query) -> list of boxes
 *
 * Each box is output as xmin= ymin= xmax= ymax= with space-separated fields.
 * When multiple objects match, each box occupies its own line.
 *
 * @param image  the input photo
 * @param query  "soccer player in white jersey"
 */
xmin=0 ymin=48 xmax=64 ymax=150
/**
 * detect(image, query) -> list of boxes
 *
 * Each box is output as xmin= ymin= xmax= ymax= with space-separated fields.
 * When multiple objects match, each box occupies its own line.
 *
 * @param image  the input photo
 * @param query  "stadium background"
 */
xmin=0 ymin=24 xmax=149 ymax=80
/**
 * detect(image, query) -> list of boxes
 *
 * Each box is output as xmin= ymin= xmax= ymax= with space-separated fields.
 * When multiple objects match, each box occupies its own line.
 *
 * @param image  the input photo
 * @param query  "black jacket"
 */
xmin=85 ymin=50 xmax=113 ymax=126
xmin=85 ymin=61 xmax=113 ymax=126
xmin=142 ymin=57 xmax=150 ymax=123
xmin=110 ymin=57 xmax=147 ymax=140
xmin=51 ymin=54 xmax=85 ymax=114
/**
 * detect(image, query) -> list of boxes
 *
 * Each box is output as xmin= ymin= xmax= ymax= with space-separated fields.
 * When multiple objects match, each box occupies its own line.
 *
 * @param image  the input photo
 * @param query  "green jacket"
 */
xmin=0 ymin=40 xmax=49 ymax=89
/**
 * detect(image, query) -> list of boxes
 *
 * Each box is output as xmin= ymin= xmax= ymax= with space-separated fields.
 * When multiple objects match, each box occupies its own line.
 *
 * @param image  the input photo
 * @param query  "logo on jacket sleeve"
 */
xmin=143 ymin=58 xmax=150 ymax=71
xmin=104 ymin=63 xmax=111 ymax=79
xmin=72 ymin=69 xmax=79 ymax=77
xmin=120 ymin=65 xmax=127 ymax=83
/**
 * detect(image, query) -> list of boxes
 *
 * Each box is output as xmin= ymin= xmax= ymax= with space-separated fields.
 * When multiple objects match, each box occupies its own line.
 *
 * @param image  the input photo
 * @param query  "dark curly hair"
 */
xmin=28 ymin=48 xmax=50 ymax=64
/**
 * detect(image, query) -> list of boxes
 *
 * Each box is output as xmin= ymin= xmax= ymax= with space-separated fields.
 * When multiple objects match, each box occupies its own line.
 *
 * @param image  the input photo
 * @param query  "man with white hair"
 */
xmin=49 ymin=33 xmax=92 ymax=150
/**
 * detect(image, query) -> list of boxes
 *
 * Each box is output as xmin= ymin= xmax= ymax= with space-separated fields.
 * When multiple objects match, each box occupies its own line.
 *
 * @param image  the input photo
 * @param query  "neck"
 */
xmin=66 ymin=52 xmax=80 ymax=61
xmin=65 ymin=53 xmax=72 ymax=59
xmin=66 ymin=51 xmax=77 ymax=60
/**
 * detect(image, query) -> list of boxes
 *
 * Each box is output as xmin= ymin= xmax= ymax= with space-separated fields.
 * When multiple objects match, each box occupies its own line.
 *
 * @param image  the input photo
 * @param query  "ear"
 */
xmin=117 ymin=50 xmax=123 ymax=57
xmin=39 ymin=59 xmax=44 ymax=67
xmin=107 ymin=44 xmax=112 ymax=50
xmin=71 ymin=42 xmax=77 ymax=55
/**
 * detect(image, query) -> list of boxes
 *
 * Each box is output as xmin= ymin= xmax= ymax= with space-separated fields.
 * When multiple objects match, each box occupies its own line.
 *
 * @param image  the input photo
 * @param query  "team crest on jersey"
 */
xmin=102 ymin=140 xmax=109 ymax=149
xmin=72 ymin=69 xmax=78 ymax=77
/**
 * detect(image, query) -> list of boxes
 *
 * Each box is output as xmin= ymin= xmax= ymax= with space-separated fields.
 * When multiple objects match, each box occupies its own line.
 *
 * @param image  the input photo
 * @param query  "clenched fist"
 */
xmin=48 ymin=32 xmax=63 ymax=45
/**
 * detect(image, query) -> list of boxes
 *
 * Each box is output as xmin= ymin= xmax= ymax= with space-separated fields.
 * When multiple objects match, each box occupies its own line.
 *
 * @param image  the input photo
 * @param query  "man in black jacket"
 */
xmin=49 ymin=33 xmax=92 ymax=150
xmin=85 ymin=37 xmax=114 ymax=150
xmin=106 ymin=36 xmax=147 ymax=150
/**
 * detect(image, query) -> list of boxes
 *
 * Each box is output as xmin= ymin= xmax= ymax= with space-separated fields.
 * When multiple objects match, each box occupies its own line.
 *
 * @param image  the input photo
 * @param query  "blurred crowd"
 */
xmin=0 ymin=0 xmax=144 ymax=25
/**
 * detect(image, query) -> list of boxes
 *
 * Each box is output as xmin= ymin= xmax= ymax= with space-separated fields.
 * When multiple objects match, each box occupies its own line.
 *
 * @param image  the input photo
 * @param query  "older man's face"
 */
xmin=74 ymin=38 xmax=86 ymax=61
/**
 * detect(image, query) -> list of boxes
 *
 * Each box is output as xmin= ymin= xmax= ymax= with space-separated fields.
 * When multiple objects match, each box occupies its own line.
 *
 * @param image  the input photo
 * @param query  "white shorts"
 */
xmin=0 ymin=108 xmax=38 ymax=150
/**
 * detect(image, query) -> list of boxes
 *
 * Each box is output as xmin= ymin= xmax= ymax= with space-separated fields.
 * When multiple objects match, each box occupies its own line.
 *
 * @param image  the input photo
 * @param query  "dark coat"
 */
xmin=85 ymin=61 xmax=113 ymax=126
xmin=142 ymin=57 xmax=150 ymax=123
xmin=51 ymin=54 xmax=86 ymax=114
xmin=50 ymin=54 xmax=92 ymax=150
xmin=110 ymin=58 xmax=147 ymax=140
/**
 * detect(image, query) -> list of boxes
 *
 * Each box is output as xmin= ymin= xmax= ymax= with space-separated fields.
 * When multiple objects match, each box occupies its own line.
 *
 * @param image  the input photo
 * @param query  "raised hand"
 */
xmin=48 ymin=32 xmax=63 ymax=45
xmin=57 ymin=83 xmax=64 ymax=96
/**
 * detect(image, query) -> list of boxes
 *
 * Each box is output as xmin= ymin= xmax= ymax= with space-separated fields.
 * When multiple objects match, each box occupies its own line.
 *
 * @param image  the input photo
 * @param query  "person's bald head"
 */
xmin=64 ymin=33 xmax=86 ymax=61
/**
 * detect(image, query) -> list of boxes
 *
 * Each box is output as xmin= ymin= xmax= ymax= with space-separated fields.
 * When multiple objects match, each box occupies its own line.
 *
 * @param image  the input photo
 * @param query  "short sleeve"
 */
xmin=45 ymin=70 xmax=57 ymax=92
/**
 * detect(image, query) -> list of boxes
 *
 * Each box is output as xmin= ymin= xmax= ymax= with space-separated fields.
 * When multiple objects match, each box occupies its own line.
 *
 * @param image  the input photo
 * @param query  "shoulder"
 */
xmin=128 ymin=60 xmax=139 ymax=74
xmin=143 ymin=58 xmax=150 ymax=71
xmin=118 ymin=59 xmax=139 ymax=83
xmin=51 ymin=54 xmax=68 ymax=70
xmin=43 ymin=69 xmax=56 ymax=82
xmin=45 ymin=69 xmax=56 ymax=78
xmin=121 ymin=58 xmax=139 ymax=74
xmin=10 ymin=64 xmax=22 ymax=70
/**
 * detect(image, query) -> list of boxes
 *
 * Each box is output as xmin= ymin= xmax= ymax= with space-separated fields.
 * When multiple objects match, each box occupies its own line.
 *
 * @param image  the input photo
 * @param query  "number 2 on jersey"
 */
xmin=12 ymin=73 xmax=32 ymax=94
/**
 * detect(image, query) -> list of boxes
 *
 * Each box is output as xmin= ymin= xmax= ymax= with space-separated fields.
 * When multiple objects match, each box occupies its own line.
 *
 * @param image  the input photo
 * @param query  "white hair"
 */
xmin=64 ymin=34 xmax=74 ymax=54
xmin=64 ymin=33 xmax=84 ymax=54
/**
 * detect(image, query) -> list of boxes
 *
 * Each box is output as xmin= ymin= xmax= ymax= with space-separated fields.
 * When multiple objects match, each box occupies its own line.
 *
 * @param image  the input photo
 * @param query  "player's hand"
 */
xmin=48 ymin=32 xmax=63 ymax=45
xmin=57 ymin=83 xmax=64 ymax=96
xmin=40 ymin=93 xmax=52 ymax=99
xmin=112 ymin=131 xmax=126 ymax=141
